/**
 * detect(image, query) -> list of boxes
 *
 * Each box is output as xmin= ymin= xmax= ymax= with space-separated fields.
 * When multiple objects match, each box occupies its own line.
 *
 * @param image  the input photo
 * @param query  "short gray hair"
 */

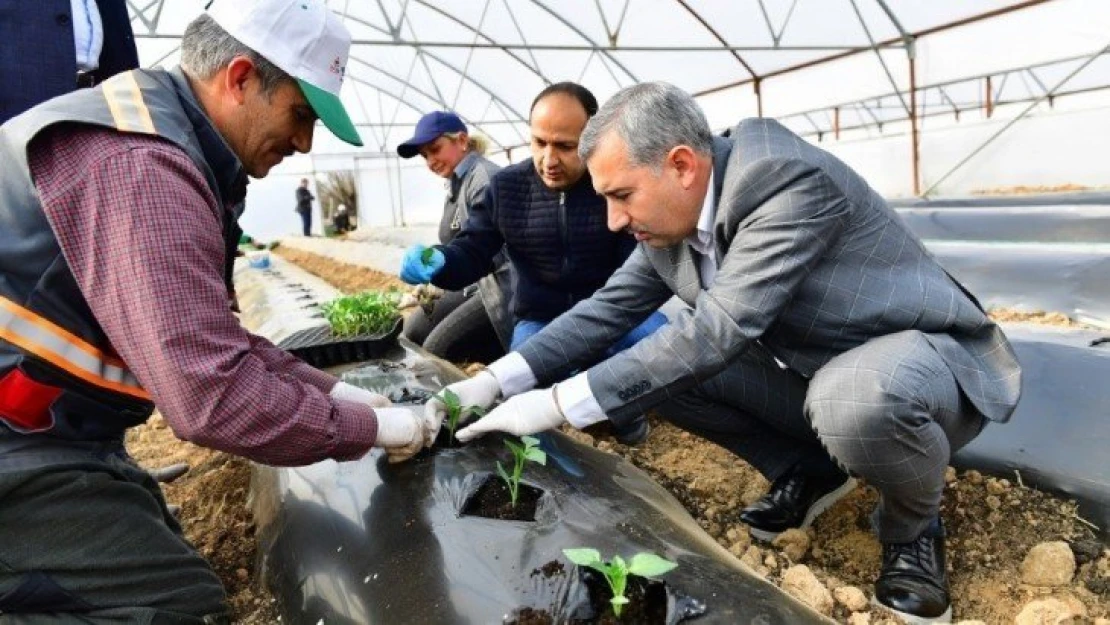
xmin=180 ymin=14 xmax=292 ymax=95
xmin=579 ymin=82 xmax=713 ymax=171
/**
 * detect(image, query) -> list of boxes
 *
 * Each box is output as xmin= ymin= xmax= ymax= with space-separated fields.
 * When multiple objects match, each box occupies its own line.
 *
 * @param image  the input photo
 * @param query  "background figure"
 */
xmin=1 ymin=0 xmax=140 ymax=124
xmin=295 ymin=177 xmax=314 ymax=236
xmin=397 ymin=111 xmax=510 ymax=364
xmin=332 ymin=203 xmax=352 ymax=234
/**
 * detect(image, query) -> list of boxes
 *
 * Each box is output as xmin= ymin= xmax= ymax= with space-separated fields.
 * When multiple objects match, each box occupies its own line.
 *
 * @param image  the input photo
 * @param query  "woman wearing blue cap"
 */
xmin=397 ymin=111 xmax=511 ymax=362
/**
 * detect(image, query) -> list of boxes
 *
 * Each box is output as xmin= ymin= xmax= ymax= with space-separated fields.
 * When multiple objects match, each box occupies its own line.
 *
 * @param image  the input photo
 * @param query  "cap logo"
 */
xmin=329 ymin=57 xmax=346 ymax=80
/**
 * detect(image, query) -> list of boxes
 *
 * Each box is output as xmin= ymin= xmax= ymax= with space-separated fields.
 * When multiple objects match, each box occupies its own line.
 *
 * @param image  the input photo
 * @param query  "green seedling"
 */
xmin=496 ymin=435 xmax=546 ymax=507
xmin=561 ymin=548 xmax=678 ymax=617
xmin=320 ymin=290 xmax=401 ymax=337
xmin=420 ymin=246 xmax=436 ymax=265
xmin=433 ymin=388 xmax=486 ymax=442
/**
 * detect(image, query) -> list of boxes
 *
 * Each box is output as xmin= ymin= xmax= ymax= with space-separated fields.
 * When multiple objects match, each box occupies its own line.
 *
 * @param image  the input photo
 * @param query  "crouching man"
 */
xmin=431 ymin=82 xmax=1021 ymax=624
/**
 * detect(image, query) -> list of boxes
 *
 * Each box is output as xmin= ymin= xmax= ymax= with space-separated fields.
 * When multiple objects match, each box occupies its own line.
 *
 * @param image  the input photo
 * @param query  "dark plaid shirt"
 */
xmin=27 ymin=125 xmax=378 ymax=466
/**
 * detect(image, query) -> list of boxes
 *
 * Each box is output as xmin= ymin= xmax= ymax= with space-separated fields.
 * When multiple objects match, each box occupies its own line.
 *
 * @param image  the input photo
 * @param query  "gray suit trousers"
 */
xmin=656 ymin=330 xmax=985 ymax=542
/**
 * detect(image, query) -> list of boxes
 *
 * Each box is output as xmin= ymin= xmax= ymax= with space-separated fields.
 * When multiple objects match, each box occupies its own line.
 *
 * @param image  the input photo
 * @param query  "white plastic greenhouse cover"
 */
xmin=129 ymin=1 xmax=1110 ymax=229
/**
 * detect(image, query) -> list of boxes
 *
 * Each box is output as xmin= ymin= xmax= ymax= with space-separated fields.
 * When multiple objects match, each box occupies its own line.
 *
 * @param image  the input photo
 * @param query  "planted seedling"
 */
xmin=420 ymin=246 xmax=437 ymax=265
xmin=433 ymin=388 xmax=486 ymax=444
xmin=561 ymin=548 xmax=677 ymax=617
xmin=496 ymin=435 xmax=546 ymax=508
xmin=320 ymin=290 xmax=401 ymax=337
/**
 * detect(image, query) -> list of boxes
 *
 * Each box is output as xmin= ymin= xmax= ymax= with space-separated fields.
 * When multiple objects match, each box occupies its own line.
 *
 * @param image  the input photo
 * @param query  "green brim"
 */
xmin=297 ymin=78 xmax=363 ymax=147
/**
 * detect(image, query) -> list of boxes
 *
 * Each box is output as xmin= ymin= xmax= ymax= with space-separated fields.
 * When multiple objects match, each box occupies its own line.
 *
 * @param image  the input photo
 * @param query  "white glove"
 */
xmin=331 ymin=381 xmax=392 ymax=408
xmin=373 ymin=407 xmax=424 ymax=463
xmin=456 ymin=388 xmax=567 ymax=443
xmin=423 ymin=371 xmax=502 ymax=444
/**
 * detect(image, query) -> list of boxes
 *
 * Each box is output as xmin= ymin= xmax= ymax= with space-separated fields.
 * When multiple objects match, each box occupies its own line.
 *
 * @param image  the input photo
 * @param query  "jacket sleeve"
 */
xmin=432 ymin=177 xmax=506 ymax=290
xmin=517 ymin=244 xmax=673 ymax=385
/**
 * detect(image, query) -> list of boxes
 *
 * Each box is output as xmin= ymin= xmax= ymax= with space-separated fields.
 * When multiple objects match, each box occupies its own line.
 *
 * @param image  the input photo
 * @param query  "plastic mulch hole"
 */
xmin=576 ymin=568 xmax=669 ymax=625
xmin=460 ymin=473 xmax=543 ymax=522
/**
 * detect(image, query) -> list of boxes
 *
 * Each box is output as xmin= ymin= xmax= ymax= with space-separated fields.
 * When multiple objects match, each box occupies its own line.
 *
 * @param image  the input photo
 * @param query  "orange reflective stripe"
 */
xmin=1 ymin=296 xmax=126 ymax=368
xmin=0 ymin=297 xmax=150 ymax=400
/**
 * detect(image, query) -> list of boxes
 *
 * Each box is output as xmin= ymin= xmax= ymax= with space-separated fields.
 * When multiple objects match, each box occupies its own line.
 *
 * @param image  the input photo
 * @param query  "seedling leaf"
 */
xmin=562 ymin=548 xmax=602 ymax=566
xmin=628 ymin=553 xmax=679 ymax=577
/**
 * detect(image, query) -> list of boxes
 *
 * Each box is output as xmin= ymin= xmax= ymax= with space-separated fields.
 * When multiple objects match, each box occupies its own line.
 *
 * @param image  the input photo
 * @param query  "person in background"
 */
xmin=295 ymin=177 xmax=314 ymax=236
xmin=396 ymin=110 xmax=509 ymax=364
xmin=400 ymin=82 xmax=668 ymax=445
xmin=332 ymin=202 xmax=352 ymax=234
xmin=440 ymin=82 xmax=1021 ymax=624
xmin=0 ymin=1 xmax=425 ymax=619
xmin=0 ymin=0 xmax=140 ymax=124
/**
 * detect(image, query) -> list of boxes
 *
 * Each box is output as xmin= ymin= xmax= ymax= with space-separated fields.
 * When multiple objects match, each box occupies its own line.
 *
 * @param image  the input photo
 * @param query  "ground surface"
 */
xmin=124 ymin=246 xmax=1109 ymax=624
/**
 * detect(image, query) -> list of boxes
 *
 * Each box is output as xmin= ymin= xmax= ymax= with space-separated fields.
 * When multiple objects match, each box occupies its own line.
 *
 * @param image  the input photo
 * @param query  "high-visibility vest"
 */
xmin=0 ymin=68 xmax=244 ymax=442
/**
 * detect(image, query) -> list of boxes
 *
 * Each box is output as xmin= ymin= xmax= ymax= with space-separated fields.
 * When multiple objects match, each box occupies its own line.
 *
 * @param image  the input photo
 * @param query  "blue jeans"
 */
xmin=510 ymin=311 xmax=668 ymax=354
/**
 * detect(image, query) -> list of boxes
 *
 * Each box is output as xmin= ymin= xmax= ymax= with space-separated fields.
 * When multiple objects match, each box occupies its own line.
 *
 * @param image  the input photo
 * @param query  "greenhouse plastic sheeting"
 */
xmin=896 ymin=205 xmax=1110 ymax=244
xmin=926 ymin=241 xmax=1110 ymax=328
xmin=954 ymin=330 xmax=1110 ymax=538
xmin=250 ymin=346 xmax=828 ymax=625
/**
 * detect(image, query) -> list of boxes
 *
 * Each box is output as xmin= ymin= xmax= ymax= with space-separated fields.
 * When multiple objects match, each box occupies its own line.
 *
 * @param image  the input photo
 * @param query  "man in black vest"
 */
xmin=401 ymin=83 xmax=668 ymax=445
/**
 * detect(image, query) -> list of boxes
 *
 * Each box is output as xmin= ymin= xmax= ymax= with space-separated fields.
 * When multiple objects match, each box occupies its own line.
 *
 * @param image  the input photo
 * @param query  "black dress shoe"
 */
xmin=739 ymin=465 xmax=856 ymax=542
xmin=612 ymin=417 xmax=650 ymax=446
xmin=873 ymin=517 xmax=952 ymax=624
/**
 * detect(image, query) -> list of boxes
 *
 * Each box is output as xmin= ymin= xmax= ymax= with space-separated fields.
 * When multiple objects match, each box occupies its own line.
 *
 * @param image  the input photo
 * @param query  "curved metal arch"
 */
xmin=411 ymin=0 xmax=552 ymax=85
xmin=674 ymin=0 xmax=759 ymax=80
xmin=527 ymin=0 xmax=639 ymax=84
xmin=346 ymin=59 xmax=518 ymax=153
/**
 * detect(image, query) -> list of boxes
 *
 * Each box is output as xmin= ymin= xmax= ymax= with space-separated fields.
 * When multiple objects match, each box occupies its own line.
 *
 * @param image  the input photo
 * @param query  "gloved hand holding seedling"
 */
xmin=400 ymin=244 xmax=445 ymax=284
xmin=562 ymin=548 xmax=678 ymax=617
xmin=432 ymin=388 xmax=486 ymax=444
xmin=497 ymin=435 xmax=546 ymax=508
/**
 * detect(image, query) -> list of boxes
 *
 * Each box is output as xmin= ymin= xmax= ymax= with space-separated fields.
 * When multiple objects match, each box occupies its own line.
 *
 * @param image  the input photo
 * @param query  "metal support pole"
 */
xmin=985 ymin=76 xmax=993 ymax=118
xmin=833 ymin=107 xmax=840 ymax=140
xmin=909 ymin=56 xmax=921 ymax=196
xmin=755 ymin=79 xmax=763 ymax=118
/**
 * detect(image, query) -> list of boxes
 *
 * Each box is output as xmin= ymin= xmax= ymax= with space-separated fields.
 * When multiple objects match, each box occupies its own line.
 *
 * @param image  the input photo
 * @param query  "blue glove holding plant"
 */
xmin=400 ymin=244 xmax=445 ymax=285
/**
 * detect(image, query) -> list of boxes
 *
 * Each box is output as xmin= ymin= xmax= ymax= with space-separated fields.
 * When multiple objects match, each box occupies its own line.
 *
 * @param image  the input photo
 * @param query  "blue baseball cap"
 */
xmin=397 ymin=111 xmax=467 ymax=158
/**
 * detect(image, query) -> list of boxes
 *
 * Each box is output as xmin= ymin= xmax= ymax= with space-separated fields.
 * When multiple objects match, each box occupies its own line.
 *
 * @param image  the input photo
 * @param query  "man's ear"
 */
xmin=224 ymin=56 xmax=256 ymax=106
xmin=667 ymin=145 xmax=699 ymax=189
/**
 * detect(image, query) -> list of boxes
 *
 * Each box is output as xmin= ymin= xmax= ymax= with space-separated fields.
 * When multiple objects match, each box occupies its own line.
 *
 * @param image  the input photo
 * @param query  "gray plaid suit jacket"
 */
xmin=517 ymin=119 xmax=1021 ymax=426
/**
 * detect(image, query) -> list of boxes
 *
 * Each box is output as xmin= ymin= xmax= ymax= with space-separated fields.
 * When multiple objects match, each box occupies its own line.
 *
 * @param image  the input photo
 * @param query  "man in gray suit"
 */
xmin=436 ymin=82 xmax=1021 ymax=623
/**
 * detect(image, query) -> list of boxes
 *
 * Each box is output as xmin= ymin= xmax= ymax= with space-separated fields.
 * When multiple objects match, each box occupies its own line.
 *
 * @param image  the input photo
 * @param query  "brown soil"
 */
xmin=124 ymin=253 xmax=1109 ymax=624
xmin=988 ymin=307 xmax=1090 ymax=328
xmin=969 ymin=184 xmax=1092 ymax=196
xmin=125 ymin=414 xmax=278 ymax=623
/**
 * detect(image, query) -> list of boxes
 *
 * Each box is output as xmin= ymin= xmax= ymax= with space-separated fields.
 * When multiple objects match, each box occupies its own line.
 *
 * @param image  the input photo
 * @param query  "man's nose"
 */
xmin=293 ymin=123 xmax=314 ymax=154
xmin=607 ymin=204 xmax=629 ymax=232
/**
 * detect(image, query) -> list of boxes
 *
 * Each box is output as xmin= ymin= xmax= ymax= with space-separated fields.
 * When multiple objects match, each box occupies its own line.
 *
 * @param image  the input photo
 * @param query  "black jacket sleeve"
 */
xmin=432 ymin=178 xmax=506 ymax=290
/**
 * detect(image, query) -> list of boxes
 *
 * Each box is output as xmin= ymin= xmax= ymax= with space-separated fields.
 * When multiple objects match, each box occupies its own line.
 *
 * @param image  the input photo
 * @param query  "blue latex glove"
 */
xmin=400 ymin=245 xmax=445 ymax=284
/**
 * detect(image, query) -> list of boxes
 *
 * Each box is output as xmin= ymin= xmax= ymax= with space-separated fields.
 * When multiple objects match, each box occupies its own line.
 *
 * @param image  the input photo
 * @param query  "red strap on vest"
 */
xmin=0 ymin=369 xmax=60 ymax=433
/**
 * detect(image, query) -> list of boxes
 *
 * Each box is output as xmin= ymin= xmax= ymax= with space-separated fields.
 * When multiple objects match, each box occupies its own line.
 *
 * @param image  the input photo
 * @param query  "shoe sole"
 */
xmin=871 ymin=595 xmax=952 ymax=624
xmin=749 ymin=477 xmax=857 ymax=543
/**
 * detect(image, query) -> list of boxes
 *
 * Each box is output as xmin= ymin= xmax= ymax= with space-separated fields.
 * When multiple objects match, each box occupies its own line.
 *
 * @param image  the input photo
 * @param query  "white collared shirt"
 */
xmin=488 ymin=171 xmax=718 ymax=429
xmin=684 ymin=169 xmax=719 ymax=288
xmin=71 ymin=0 xmax=104 ymax=72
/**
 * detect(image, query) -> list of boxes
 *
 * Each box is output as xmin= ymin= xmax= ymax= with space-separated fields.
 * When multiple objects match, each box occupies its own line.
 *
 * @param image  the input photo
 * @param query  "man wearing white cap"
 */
xmin=0 ymin=1 xmax=422 ymax=620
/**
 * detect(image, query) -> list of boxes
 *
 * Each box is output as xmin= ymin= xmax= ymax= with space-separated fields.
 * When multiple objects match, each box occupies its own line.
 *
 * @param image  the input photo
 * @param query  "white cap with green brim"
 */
xmin=208 ymin=0 xmax=363 ymax=147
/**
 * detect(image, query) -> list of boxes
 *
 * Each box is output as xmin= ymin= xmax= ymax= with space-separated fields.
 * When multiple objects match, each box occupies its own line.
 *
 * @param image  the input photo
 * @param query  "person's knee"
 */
xmin=806 ymin=364 xmax=921 ymax=444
